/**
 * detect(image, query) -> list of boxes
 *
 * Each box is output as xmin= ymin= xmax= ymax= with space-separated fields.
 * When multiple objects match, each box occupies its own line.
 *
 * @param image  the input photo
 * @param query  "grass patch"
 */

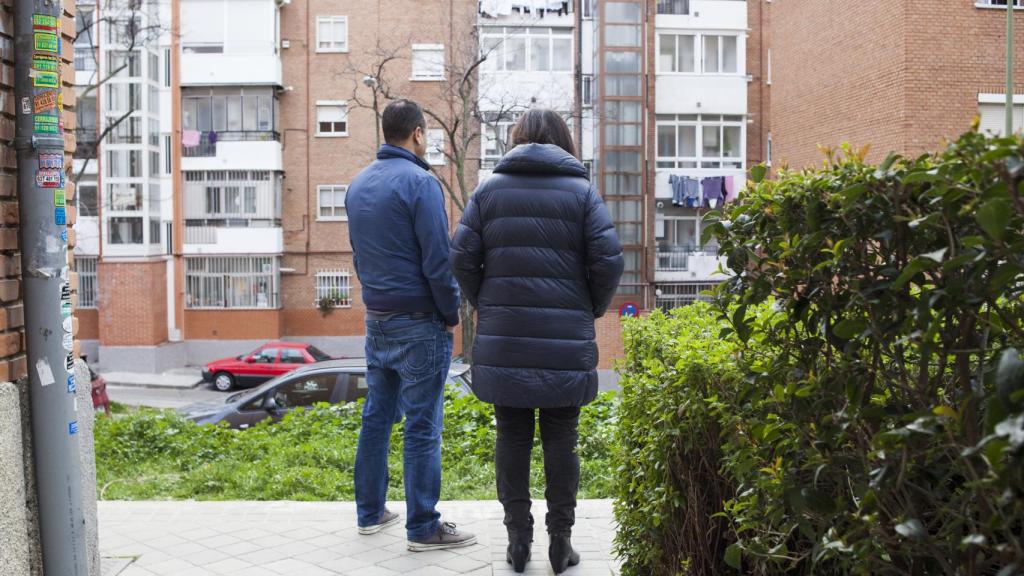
xmin=96 ymin=388 xmax=618 ymax=501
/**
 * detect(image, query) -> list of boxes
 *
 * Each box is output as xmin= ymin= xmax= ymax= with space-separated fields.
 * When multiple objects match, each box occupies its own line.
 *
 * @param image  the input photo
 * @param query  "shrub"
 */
xmin=95 ymin=388 xmax=620 ymax=501
xmin=704 ymin=131 xmax=1024 ymax=574
xmin=613 ymin=303 xmax=743 ymax=576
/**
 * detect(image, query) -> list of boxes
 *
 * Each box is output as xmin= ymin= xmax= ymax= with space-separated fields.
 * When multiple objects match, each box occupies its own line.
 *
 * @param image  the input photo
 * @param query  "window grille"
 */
xmin=77 ymin=257 xmax=98 ymax=308
xmin=314 ymin=270 xmax=352 ymax=308
xmin=185 ymin=256 xmax=280 ymax=309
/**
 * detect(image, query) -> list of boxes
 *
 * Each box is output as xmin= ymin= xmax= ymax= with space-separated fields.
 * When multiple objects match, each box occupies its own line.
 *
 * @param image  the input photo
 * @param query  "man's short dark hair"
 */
xmin=382 ymin=99 xmax=427 ymax=145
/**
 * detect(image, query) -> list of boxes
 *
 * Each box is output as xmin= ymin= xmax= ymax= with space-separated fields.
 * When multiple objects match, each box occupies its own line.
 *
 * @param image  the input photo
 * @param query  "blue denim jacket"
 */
xmin=347 ymin=144 xmax=461 ymax=326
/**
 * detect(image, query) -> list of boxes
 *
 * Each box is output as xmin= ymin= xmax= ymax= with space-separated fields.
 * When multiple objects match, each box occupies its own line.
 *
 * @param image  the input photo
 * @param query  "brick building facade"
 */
xmin=758 ymin=0 xmax=1024 ymax=169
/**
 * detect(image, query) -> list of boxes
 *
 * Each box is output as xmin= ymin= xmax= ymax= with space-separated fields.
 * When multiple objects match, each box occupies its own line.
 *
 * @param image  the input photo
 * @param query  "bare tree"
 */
xmin=72 ymin=0 xmax=164 ymax=187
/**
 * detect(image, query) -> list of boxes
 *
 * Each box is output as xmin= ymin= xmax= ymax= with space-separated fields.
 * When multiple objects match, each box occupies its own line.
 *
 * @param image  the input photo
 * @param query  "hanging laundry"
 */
xmin=683 ymin=177 xmax=700 ymax=207
xmin=208 ymin=131 xmax=218 ymax=145
xmin=481 ymin=0 xmax=514 ymax=16
xmin=702 ymin=176 xmax=726 ymax=209
xmin=182 ymin=130 xmax=201 ymax=147
xmin=724 ymin=175 xmax=737 ymax=203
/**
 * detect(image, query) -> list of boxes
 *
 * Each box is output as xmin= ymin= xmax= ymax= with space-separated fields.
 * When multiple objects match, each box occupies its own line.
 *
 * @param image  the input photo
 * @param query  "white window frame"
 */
xmin=976 ymin=0 xmax=1024 ymax=7
xmin=480 ymin=27 xmax=574 ymax=74
xmin=316 ymin=16 xmax=348 ymax=53
xmin=656 ymin=114 xmax=746 ymax=169
xmin=317 ymin=184 xmax=348 ymax=221
xmin=315 ymin=100 xmax=348 ymax=137
xmin=657 ymin=32 xmax=741 ymax=76
xmin=426 ymin=128 xmax=446 ymax=165
xmin=766 ymin=132 xmax=773 ymax=167
xmin=582 ymin=74 xmax=594 ymax=107
xmin=411 ymin=44 xmax=445 ymax=81
xmin=314 ymin=270 xmax=352 ymax=308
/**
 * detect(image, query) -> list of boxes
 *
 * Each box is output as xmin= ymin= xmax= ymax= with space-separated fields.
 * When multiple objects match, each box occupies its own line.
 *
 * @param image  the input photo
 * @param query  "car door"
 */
xmin=276 ymin=348 xmax=308 ymax=377
xmin=228 ymin=394 xmax=274 ymax=429
xmin=248 ymin=347 xmax=280 ymax=384
xmin=266 ymin=372 xmax=343 ymax=422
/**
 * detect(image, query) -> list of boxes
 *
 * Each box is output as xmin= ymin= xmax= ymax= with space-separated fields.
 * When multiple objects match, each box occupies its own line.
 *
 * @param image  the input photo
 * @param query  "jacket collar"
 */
xmin=493 ymin=143 xmax=589 ymax=179
xmin=377 ymin=144 xmax=432 ymax=171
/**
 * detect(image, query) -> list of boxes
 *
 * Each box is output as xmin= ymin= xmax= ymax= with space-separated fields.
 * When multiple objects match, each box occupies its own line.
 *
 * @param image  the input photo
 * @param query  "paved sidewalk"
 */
xmin=100 ymin=500 xmax=621 ymax=576
xmin=100 ymin=368 xmax=204 ymax=390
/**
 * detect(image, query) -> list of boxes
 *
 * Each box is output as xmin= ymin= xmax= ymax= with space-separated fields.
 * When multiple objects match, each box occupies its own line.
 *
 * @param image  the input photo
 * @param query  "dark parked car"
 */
xmin=201 ymin=341 xmax=334 ymax=391
xmin=182 ymin=359 xmax=472 ymax=429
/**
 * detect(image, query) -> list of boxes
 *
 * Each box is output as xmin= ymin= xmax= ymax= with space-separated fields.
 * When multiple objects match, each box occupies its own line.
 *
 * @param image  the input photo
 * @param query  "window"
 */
xmin=108 ymin=183 xmax=143 ymax=211
xmin=314 ymin=270 xmax=352 ymax=308
xmin=978 ymin=0 xmax=1024 ymax=6
xmin=767 ymin=132 xmax=773 ymax=166
xmin=108 ymin=217 xmax=143 ymax=244
xmin=703 ymin=35 xmax=739 ymax=74
xmin=582 ymin=0 xmax=594 ymax=18
xmin=280 ymin=349 xmax=308 ymax=364
xmin=164 ymin=48 xmax=170 ymax=86
xmin=107 ymin=50 xmax=141 ymax=77
xmin=605 ymin=25 xmax=642 ymax=47
xmin=658 ymin=34 xmax=696 ymax=73
xmin=149 ymin=220 xmax=161 ymax=245
xmin=766 ymin=47 xmax=772 ymax=85
xmin=655 ymin=283 xmax=720 ymax=311
xmin=618 ymin=249 xmax=642 ymax=295
xmin=184 ymin=171 xmax=277 ymax=222
xmin=76 ymin=257 xmax=98 ymax=309
xmin=656 ymin=114 xmax=744 ymax=169
xmin=316 ymin=102 xmax=347 ymax=136
xmin=426 ymin=129 xmax=445 ymax=165
xmin=182 ymin=88 xmax=277 ymax=136
xmin=481 ymin=112 xmax=520 ymax=167
xmin=317 ymin=185 xmax=347 ymax=220
xmin=582 ymin=75 xmax=594 ymax=106
xmin=657 ymin=0 xmax=689 ymax=14
xmin=606 ymin=2 xmax=642 ymax=22
xmin=272 ymin=374 xmax=338 ymax=408
xmin=316 ymin=16 xmax=348 ymax=52
xmin=164 ymin=135 xmax=172 ymax=173
xmin=185 ymin=256 xmax=280 ymax=309
xmin=606 ymin=200 xmax=643 ymax=244
xmin=480 ymin=28 xmax=573 ymax=73
xmin=412 ymin=44 xmax=445 ymax=80
xmin=253 ymin=348 xmax=279 ymax=363
xmin=78 ymin=184 xmax=98 ymax=217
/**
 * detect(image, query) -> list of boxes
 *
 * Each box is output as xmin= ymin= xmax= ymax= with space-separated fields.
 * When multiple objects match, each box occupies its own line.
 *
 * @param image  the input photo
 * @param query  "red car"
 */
xmin=202 ymin=342 xmax=334 ymax=391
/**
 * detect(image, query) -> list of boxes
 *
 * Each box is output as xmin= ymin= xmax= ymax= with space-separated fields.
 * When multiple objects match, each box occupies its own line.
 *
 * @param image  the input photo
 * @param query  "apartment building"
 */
xmin=757 ymin=0 xmax=1024 ymax=169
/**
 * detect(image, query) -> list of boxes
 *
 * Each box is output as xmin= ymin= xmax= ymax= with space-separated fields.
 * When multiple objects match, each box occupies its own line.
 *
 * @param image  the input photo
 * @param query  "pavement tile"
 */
xmin=100 ymin=500 xmax=620 ymax=576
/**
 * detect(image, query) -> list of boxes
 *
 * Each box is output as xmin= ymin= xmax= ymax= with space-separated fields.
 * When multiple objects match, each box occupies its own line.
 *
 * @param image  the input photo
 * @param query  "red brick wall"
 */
xmin=97 ymin=261 xmax=168 ymax=346
xmin=75 ymin=309 xmax=99 ymax=341
xmin=596 ymin=312 xmax=625 ymax=370
xmin=747 ymin=0 xmax=767 ymax=167
xmin=763 ymin=0 xmax=909 ymax=169
xmin=184 ymin=310 xmax=283 ymax=340
xmin=278 ymin=0 xmax=477 ymax=342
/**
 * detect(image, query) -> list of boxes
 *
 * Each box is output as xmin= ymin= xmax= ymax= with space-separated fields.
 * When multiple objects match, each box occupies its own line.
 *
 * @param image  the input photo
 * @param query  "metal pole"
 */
xmin=1008 ymin=0 xmax=1015 ymax=136
xmin=14 ymin=0 xmax=88 ymax=572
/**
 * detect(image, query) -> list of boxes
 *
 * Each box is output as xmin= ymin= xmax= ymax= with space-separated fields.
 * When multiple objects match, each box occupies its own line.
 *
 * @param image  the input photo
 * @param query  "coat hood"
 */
xmin=493 ymin=143 xmax=589 ymax=179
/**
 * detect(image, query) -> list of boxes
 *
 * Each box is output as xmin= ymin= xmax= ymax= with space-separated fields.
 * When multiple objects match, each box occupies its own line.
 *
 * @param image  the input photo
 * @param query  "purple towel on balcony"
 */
xmin=208 ymin=131 xmax=217 ymax=145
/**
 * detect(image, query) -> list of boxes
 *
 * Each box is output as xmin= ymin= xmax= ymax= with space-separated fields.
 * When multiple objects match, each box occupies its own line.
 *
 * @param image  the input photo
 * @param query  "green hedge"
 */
xmin=96 ymin=388 xmax=620 ymax=501
xmin=614 ymin=130 xmax=1024 ymax=575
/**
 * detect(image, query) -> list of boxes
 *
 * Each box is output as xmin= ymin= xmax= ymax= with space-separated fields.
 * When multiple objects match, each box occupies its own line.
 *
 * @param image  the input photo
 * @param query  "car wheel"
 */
xmin=213 ymin=372 xmax=235 ymax=392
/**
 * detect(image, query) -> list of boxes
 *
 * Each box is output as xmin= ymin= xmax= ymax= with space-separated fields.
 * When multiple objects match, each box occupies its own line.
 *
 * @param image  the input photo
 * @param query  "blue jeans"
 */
xmin=355 ymin=314 xmax=453 ymax=540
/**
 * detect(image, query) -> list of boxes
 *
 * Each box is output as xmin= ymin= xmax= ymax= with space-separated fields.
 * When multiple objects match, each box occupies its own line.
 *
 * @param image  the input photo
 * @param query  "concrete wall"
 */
xmin=0 ymin=382 xmax=31 ymax=575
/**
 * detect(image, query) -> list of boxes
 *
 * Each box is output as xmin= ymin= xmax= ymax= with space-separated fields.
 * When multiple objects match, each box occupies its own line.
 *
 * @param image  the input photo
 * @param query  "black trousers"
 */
xmin=494 ymin=405 xmax=581 ymax=537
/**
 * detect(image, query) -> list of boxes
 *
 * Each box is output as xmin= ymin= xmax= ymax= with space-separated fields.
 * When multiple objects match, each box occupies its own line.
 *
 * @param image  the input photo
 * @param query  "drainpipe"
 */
xmin=14 ymin=0 xmax=89 ymax=573
xmin=1008 ymin=0 xmax=1015 ymax=136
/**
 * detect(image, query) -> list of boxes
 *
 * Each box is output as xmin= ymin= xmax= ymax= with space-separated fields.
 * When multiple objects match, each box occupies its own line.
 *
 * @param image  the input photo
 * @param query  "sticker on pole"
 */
xmin=60 ymin=282 xmax=71 ymax=302
xmin=60 ymin=228 xmax=68 ymax=244
xmin=38 ymin=152 xmax=62 ymax=169
xmin=32 ymin=14 xmax=58 ymax=31
xmin=61 ymin=301 xmax=72 ymax=319
xmin=54 ymin=207 xmax=66 ymax=226
xmin=36 ymin=168 xmax=63 ymax=188
xmin=62 ymin=332 xmax=73 ymax=352
xmin=68 ymin=421 xmax=78 ymax=436
xmin=62 ymin=315 xmax=73 ymax=334
xmin=33 ymin=32 xmax=58 ymax=53
xmin=65 ymin=353 xmax=74 ymax=373
xmin=35 ymin=358 xmax=55 ymax=387
xmin=54 ymin=189 xmax=65 ymax=208
xmin=30 ymin=70 xmax=59 ymax=89
xmin=67 ymin=373 xmax=76 ymax=394
xmin=33 ymin=114 xmax=59 ymax=135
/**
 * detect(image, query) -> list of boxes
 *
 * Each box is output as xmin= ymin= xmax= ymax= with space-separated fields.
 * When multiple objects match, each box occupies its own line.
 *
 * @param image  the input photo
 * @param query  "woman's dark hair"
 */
xmin=510 ymin=109 xmax=577 ymax=157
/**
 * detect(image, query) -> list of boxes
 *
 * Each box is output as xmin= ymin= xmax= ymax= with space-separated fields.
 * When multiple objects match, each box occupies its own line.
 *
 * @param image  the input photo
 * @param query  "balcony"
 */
xmin=74 ymin=127 xmax=98 ymax=160
xmin=182 ymin=130 xmax=280 ymax=158
xmin=183 ymin=170 xmax=281 ymax=224
xmin=657 ymin=0 xmax=689 ymax=14
xmin=655 ymin=245 xmax=723 ymax=282
xmin=656 ymin=0 xmax=747 ymax=30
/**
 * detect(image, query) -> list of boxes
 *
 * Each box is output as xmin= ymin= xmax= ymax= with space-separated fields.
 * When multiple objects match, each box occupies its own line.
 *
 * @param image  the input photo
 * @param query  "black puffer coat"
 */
xmin=450 ymin=143 xmax=624 ymax=408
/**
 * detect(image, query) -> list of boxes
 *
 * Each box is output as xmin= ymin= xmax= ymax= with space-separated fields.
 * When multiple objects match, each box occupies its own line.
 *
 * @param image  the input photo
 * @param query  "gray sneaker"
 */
xmin=358 ymin=509 xmax=401 ymax=535
xmin=408 ymin=521 xmax=477 ymax=551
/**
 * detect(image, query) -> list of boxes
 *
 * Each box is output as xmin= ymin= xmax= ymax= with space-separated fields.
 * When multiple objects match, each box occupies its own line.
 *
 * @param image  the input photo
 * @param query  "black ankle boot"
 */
xmin=506 ymin=529 xmax=532 ymax=573
xmin=548 ymin=532 xmax=580 ymax=574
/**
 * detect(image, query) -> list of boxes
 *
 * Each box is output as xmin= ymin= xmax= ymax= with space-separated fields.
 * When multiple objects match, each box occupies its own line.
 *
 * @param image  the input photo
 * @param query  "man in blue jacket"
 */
xmin=347 ymin=99 xmax=475 ymax=551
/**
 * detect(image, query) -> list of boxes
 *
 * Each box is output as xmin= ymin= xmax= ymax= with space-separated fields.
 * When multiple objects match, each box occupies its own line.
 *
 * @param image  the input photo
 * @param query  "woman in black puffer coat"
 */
xmin=450 ymin=109 xmax=624 ymax=574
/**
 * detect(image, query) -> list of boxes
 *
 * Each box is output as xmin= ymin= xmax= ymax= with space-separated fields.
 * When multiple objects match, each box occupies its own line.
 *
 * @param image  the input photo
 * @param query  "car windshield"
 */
xmin=306 ymin=346 xmax=332 ymax=362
